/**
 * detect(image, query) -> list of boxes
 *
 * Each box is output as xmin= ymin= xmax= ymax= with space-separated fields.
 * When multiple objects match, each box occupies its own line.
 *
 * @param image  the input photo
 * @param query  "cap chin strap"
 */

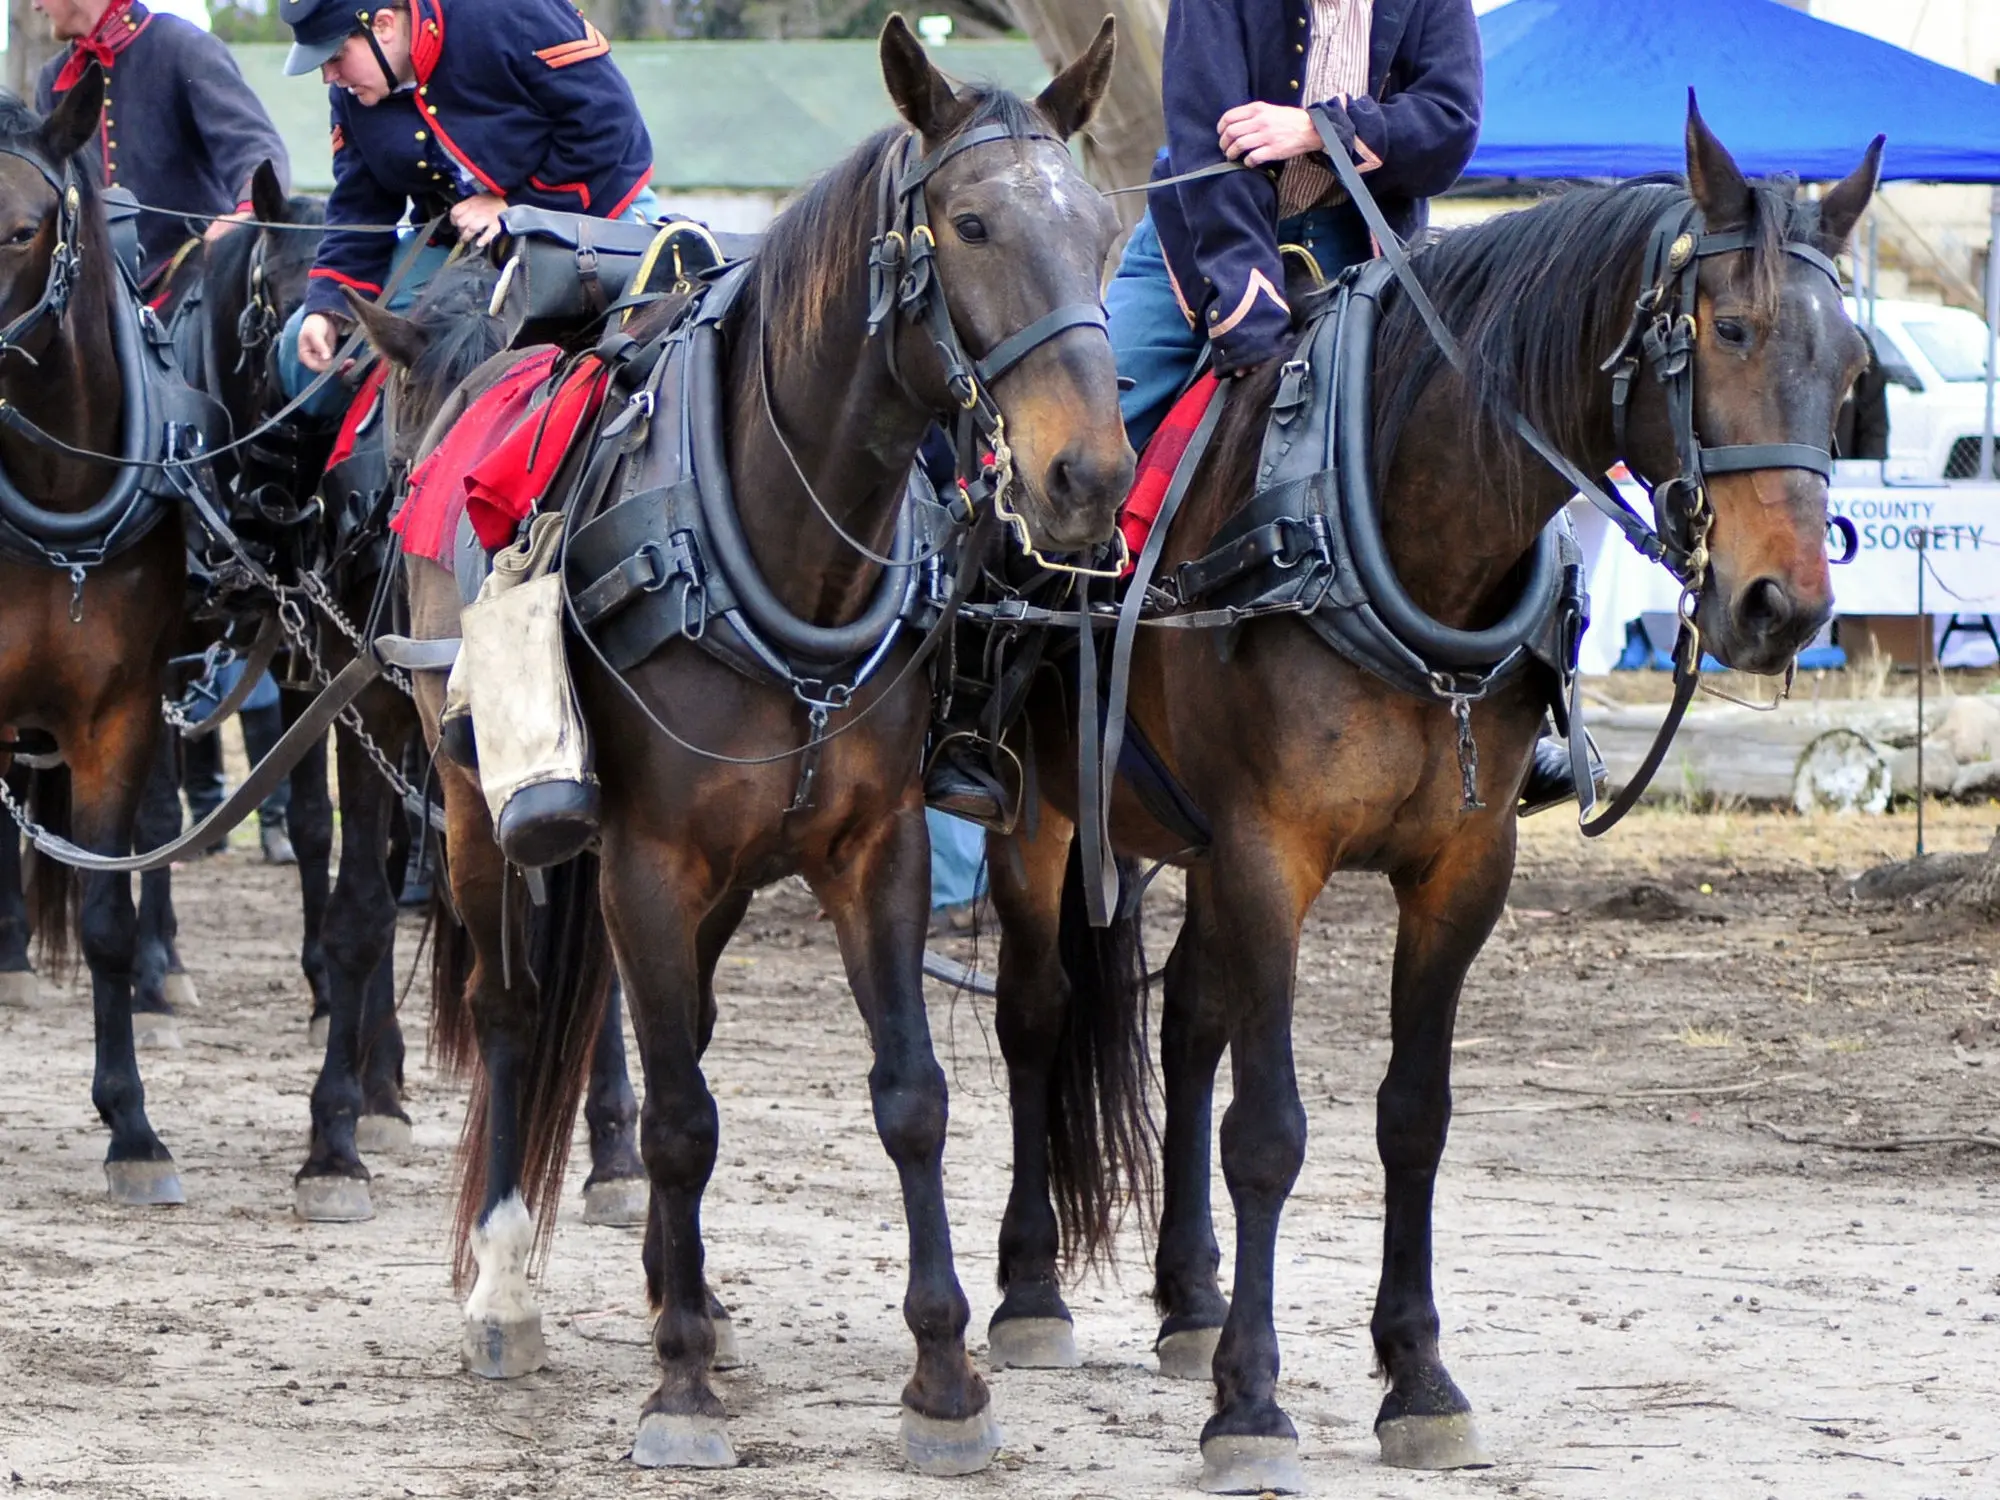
xmin=355 ymin=7 xmax=400 ymax=97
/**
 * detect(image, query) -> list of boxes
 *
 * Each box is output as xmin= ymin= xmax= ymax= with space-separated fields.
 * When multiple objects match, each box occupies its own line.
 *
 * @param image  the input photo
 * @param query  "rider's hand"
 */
xmin=297 ymin=312 xmax=345 ymax=373
xmin=1217 ymin=103 xmax=1323 ymax=167
xmin=203 ymin=211 xmax=252 ymax=244
xmin=450 ymin=192 xmax=509 ymax=250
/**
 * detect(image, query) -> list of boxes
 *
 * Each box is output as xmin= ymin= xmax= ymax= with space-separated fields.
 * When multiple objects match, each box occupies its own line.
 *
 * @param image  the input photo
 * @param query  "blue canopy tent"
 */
xmin=1466 ymin=0 xmax=2000 ymax=184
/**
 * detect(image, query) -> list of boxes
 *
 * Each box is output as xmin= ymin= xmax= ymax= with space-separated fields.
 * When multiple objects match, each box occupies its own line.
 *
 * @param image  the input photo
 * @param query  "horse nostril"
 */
xmin=1043 ymin=443 xmax=1132 ymax=513
xmin=1738 ymin=577 xmax=1790 ymax=639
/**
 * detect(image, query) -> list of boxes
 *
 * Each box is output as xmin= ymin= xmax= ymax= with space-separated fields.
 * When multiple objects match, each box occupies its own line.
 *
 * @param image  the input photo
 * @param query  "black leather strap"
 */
xmin=974 ymin=303 xmax=1108 ymax=386
xmin=1700 ymin=442 xmax=1833 ymax=478
xmin=1575 ymin=621 xmax=1700 ymax=837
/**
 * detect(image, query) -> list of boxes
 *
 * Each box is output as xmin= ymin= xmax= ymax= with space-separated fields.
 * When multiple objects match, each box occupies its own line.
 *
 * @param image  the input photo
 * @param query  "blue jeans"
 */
xmin=1107 ymin=204 xmax=1374 ymax=452
xmin=926 ymin=810 xmax=987 ymax=909
xmin=276 ymin=188 xmax=665 ymax=418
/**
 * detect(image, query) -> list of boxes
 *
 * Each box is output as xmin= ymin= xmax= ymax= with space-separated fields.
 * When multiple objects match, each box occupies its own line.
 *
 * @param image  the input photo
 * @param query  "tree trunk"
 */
xmin=7 ymin=0 xmax=60 ymax=103
xmin=1956 ymin=830 xmax=2000 ymax=918
xmin=1009 ymin=0 xmax=1166 ymax=229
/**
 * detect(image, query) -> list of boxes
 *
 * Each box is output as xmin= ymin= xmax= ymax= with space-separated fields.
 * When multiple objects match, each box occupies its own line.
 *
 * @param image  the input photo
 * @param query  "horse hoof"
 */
xmin=104 ymin=1158 xmax=185 ymax=1207
xmin=133 ymin=1014 xmax=181 ymax=1049
xmin=1199 ymin=1434 xmax=1305 ymax=1495
xmin=1156 ymin=1326 xmax=1220 ymax=1381
xmin=307 ymin=1014 xmax=330 ymax=1050
xmin=900 ymin=1405 xmax=1001 ymax=1476
xmin=1377 ymin=1413 xmax=1493 ymax=1470
xmin=463 ymin=1314 xmax=546 ymax=1379
xmin=630 ymin=1412 xmax=736 ymax=1469
xmin=355 ymin=1114 xmax=413 ymax=1154
xmin=709 ymin=1313 xmax=741 ymax=1371
xmin=162 ymin=970 xmax=200 ymax=1010
xmin=0 ymin=970 xmax=37 ymax=1009
xmin=294 ymin=1175 xmax=374 ymax=1223
xmin=582 ymin=1176 xmax=648 ymax=1227
xmin=988 ymin=1316 xmax=1078 ymax=1370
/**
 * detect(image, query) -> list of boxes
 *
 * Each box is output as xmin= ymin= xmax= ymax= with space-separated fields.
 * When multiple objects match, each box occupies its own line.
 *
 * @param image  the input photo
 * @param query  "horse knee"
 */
xmin=641 ymin=1093 xmax=718 ymax=1188
xmin=1375 ymin=1078 xmax=1450 ymax=1174
xmin=869 ymin=1058 xmax=948 ymax=1165
xmin=79 ymin=886 xmax=135 ymax=970
xmin=1219 ymin=1090 xmax=1306 ymax=1202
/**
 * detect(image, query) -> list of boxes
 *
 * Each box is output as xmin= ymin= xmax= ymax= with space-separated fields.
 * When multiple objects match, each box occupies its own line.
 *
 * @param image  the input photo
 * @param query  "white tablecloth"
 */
xmin=1571 ymin=477 xmax=2000 ymax=673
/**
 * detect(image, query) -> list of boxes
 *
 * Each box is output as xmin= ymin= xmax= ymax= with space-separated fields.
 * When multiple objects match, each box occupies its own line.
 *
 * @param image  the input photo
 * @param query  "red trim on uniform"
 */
xmin=410 ymin=0 xmax=443 ymax=83
xmin=424 ymin=107 xmax=505 ymax=196
xmin=605 ymin=169 xmax=651 ymax=221
xmin=309 ymin=267 xmax=384 ymax=295
xmin=528 ymin=175 xmax=589 ymax=210
xmin=233 ymin=199 xmax=254 ymax=213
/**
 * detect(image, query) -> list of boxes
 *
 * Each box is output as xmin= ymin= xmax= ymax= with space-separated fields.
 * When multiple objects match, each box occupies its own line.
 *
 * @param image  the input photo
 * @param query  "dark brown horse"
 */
xmin=981 ymin=111 xmax=1882 ymax=1492
xmin=363 ymin=18 xmax=1129 ymax=1477
xmin=0 ymin=76 xmax=193 ymax=1204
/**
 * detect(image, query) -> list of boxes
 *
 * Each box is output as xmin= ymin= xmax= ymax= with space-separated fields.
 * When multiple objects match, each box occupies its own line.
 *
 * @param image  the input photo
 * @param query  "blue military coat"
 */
xmin=38 ymin=0 xmax=291 ymax=280
xmin=305 ymin=0 xmax=654 ymax=320
xmin=1152 ymin=0 xmax=1482 ymax=373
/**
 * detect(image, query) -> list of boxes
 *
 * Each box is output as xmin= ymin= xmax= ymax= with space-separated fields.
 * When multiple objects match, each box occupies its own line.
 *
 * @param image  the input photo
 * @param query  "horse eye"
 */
xmin=952 ymin=215 xmax=988 ymax=244
xmin=4 ymin=226 xmax=34 ymax=247
xmin=1714 ymin=318 xmax=1752 ymax=347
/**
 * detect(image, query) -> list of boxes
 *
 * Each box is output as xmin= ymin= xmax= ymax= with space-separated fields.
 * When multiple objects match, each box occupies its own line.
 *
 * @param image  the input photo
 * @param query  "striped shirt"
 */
xmin=1279 ymin=0 xmax=1374 ymax=216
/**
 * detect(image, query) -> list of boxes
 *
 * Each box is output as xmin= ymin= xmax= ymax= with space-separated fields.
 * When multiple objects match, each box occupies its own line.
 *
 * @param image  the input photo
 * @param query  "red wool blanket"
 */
xmin=1116 ymin=371 xmax=1221 ymax=572
xmin=391 ymin=349 xmax=612 ymax=566
xmin=327 ymin=362 xmax=390 ymax=470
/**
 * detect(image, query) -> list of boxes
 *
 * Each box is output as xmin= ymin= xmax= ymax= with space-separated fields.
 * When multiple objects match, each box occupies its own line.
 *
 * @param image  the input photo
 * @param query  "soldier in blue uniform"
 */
xmin=1111 ymin=0 xmax=1482 ymax=452
xmin=35 ymin=0 xmax=291 ymax=284
xmin=274 ymin=0 xmax=658 ymax=406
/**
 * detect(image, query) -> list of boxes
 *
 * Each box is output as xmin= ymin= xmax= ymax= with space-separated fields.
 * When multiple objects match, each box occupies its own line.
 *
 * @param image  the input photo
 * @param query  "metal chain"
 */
xmin=273 ymin=589 xmax=424 ymax=808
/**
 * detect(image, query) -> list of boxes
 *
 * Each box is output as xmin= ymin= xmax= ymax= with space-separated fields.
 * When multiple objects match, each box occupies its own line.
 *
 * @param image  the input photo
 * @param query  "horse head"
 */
xmin=343 ymin=257 xmax=507 ymax=469
xmin=878 ymin=15 xmax=1133 ymax=554
xmin=1628 ymin=100 xmax=1881 ymax=675
xmin=0 ymin=71 xmax=105 ymax=372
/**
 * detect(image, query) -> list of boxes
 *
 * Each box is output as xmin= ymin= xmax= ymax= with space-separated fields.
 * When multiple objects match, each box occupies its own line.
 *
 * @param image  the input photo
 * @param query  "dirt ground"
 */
xmin=1 ymin=802 xmax=1997 ymax=1500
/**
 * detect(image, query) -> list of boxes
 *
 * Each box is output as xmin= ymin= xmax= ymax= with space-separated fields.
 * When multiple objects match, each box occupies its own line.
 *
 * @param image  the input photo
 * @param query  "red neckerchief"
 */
xmin=55 ymin=0 xmax=146 ymax=92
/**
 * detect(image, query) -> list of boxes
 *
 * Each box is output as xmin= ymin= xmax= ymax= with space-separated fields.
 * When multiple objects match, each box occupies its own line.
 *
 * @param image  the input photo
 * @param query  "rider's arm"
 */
xmin=1314 ymin=0 xmax=1481 ymax=201
xmin=1160 ymin=0 xmax=1292 ymax=374
xmin=498 ymin=0 xmax=653 ymax=219
xmin=301 ymin=94 xmax=403 ymax=322
xmin=177 ymin=27 xmax=293 ymax=216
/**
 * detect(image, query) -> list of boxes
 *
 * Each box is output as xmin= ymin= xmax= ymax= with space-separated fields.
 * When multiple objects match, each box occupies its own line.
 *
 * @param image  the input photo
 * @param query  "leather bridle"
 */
xmin=866 ymin=121 xmax=1124 ymax=575
xmin=1601 ymin=204 xmax=1858 ymax=592
xmin=0 ymin=147 xmax=85 ymax=366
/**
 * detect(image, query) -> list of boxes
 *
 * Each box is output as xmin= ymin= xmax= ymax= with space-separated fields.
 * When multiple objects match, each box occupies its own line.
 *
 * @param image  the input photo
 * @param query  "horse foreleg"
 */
xmin=602 ymin=838 xmax=735 ymax=1467
xmin=293 ymin=716 xmax=397 ymax=1221
xmin=1152 ymin=901 xmax=1232 ymax=1380
xmin=821 ymin=798 xmax=996 ymax=1477
xmin=0 ymin=768 xmax=35 ymax=1008
xmin=279 ymin=685 xmax=333 ymax=1044
xmin=986 ymin=807 xmax=1084 ymax=1369
xmin=1370 ymin=817 xmax=1513 ymax=1472
xmin=1189 ymin=833 xmax=1317 ymax=1496
xmin=68 ymin=706 xmax=183 ymax=1207
xmin=578 ymin=976 xmax=647 ymax=1227
xmin=131 ymin=732 xmax=184 ymax=1046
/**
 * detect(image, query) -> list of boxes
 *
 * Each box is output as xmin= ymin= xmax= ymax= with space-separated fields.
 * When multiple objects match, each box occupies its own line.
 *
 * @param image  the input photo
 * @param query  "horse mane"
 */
xmin=756 ymin=85 xmax=1048 ymax=367
xmin=402 ymin=255 xmax=507 ymax=416
xmin=1196 ymin=174 xmax=1826 ymax=541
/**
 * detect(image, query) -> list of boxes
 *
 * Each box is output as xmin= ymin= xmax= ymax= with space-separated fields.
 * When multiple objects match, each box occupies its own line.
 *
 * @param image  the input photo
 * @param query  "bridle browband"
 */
xmin=0 ymin=147 xmax=84 ymax=366
xmin=1600 ymin=202 xmax=1855 ymax=591
xmin=865 ymin=119 xmax=1123 ymax=575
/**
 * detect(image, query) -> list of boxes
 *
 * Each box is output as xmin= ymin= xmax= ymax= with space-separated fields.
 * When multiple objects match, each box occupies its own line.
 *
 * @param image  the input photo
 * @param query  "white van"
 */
xmin=1846 ymin=297 xmax=1999 ymax=482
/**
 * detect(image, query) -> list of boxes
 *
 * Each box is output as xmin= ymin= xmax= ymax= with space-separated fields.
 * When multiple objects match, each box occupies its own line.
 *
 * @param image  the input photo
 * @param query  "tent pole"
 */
xmin=1983 ymin=187 xmax=1999 ymax=483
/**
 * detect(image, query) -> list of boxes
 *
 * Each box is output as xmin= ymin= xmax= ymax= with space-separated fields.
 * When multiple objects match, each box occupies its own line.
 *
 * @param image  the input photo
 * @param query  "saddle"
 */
xmin=491 ymin=207 xmax=760 ymax=328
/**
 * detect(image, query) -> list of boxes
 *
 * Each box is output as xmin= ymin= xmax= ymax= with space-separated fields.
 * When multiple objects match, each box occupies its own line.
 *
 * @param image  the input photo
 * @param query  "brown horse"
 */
xmin=0 ymin=75 xmax=193 ymax=1204
xmin=360 ymin=18 xmax=1129 ymax=1477
xmin=981 ymin=110 xmax=1882 ymax=1492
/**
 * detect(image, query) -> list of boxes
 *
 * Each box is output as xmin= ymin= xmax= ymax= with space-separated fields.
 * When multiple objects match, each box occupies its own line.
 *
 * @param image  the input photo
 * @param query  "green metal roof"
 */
xmin=231 ymin=39 xmax=1051 ymax=194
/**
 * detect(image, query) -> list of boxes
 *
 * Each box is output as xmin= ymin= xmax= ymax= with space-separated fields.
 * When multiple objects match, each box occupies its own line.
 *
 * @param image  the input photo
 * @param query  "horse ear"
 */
xmin=1034 ymin=16 xmax=1117 ymax=141
xmin=1684 ymin=91 xmax=1753 ymax=228
xmin=249 ymin=160 xmax=288 ymax=227
xmin=1816 ymin=135 xmax=1884 ymax=254
xmin=879 ymin=13 xmax=967 ymax=140
xmin=341 ymin=286 xmax=428 ymax=370
xmin=39 ymin=65 xmax=104 ymax=164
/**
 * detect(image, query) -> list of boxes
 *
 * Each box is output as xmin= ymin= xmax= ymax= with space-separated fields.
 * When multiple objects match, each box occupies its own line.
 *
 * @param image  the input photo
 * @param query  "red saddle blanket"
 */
xmin=1116 ymin=371 xmax=1221 ymax=572
xmin=327 ymin=362 xmax=390 ymax=470
xmin=391 ymin=349 xmax=612 ymax=566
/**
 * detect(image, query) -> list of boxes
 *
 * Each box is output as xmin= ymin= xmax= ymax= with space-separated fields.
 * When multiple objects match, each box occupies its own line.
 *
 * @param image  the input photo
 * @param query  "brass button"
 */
xmin=415 ymin=130 xmax=427 ymax=140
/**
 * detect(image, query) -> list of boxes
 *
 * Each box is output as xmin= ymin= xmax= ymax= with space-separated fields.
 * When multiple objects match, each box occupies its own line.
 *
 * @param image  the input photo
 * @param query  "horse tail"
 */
xmin=1048 ymin=837 xmax=1157 ymax=1271
xmin=22 ymin=767 xmax=78 ymax=975
xmin=425 ymin=882 xmax=479 ymax=1081
xmin=449 ymin=853 xmax=612 ymax=1289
